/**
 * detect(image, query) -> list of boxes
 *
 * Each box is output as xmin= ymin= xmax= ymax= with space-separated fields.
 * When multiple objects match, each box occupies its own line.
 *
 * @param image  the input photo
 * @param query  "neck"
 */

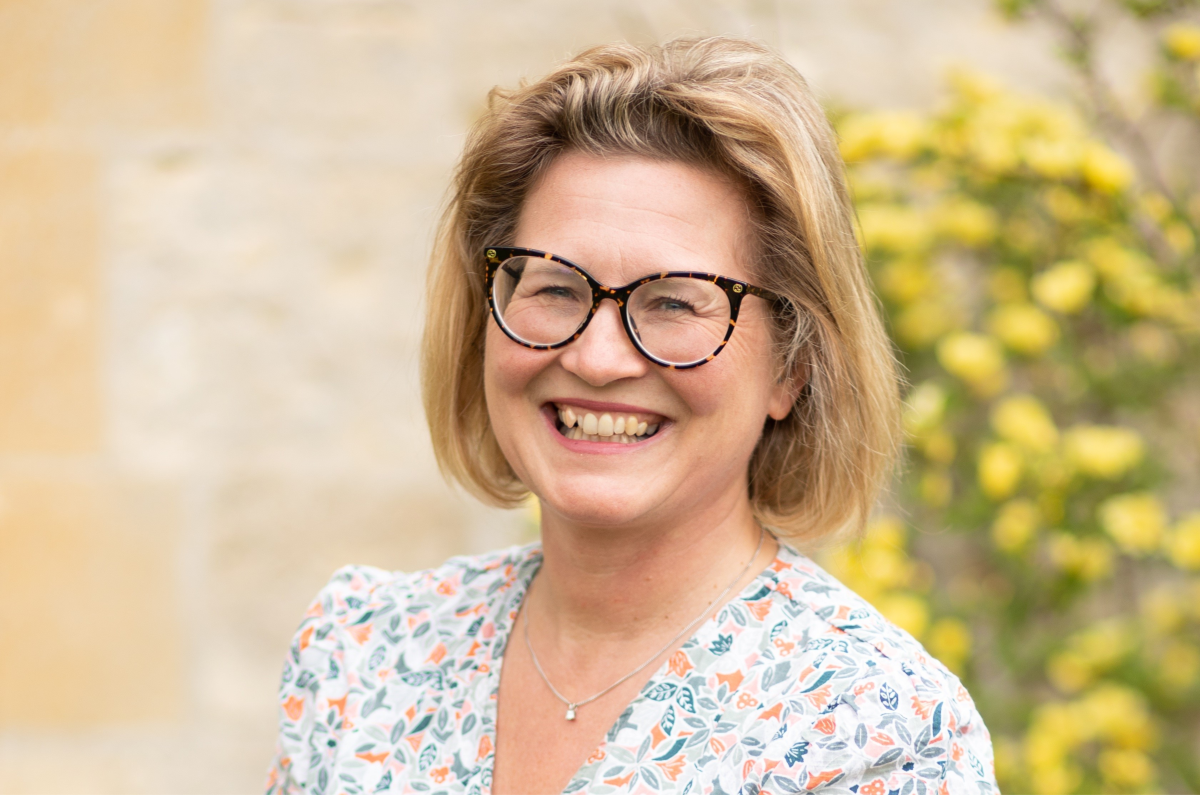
xmin=529 ymin=489 xmax=775 ymax=649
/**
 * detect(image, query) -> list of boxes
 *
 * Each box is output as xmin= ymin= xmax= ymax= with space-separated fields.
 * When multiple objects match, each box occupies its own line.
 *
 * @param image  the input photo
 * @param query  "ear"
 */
xmin=767 ymin=361 xmax=808 ymax=421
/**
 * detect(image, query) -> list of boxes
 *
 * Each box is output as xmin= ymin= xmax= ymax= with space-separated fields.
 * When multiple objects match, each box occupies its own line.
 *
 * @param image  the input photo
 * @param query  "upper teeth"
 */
xmin=557 ymin=406 xmax=658 ymax=442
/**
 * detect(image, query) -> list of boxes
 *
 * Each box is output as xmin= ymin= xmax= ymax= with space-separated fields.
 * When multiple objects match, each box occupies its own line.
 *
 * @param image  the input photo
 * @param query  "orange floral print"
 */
xmin=668 ymin=649 xmax=693 ymax=676
xmin=282 ymin=695 xmax=304 ymax=721
xmin=860 ymin=779 xmax=886 ymax=795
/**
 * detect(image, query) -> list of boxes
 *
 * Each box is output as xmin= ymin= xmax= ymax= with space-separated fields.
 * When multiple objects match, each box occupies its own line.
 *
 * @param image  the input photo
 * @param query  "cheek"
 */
xmin=684 ymin=327 xmax=778 ymax=418
xmin=483 ymin=325 xmax=546 ymax=421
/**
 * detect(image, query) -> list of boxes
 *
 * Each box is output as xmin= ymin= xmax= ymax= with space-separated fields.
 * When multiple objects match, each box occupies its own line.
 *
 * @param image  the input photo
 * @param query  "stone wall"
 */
xmin=0 ymin=1 xmax=1114 ymax=790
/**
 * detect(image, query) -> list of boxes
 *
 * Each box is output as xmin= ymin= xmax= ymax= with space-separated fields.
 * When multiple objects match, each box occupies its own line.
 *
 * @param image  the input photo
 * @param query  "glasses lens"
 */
xmin=628 ymin=277 xmax=731 ymax=365
xmin=492 ymin=256 xmax=592 ymax=346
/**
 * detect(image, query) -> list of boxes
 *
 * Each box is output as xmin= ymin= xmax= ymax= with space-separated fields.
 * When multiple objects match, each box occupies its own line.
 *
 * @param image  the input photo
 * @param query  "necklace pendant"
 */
xmin=565 ymin=704 xmax=577 ymax=721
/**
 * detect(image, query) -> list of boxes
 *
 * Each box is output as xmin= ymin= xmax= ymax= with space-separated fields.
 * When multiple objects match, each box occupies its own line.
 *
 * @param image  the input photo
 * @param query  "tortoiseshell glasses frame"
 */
xmin=484 ymin=246 xmax=784 ymax=370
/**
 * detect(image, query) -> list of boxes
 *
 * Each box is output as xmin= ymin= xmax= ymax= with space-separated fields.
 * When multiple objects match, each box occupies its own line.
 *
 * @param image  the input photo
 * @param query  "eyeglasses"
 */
xmin=484 ymin=246 xmax=783 ymax=369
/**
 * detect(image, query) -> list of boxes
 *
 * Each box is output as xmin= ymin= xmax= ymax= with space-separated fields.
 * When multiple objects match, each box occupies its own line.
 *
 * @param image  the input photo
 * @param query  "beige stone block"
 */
xmin=0 ymin=146 xmax=102 ymax=455
xmin=206 ymin=476 xmax=474 ymax=659
xmin=0 ymin=0 xmax=209 ymax=129
xmin=0 ymin=473 xmax=183 ymax=728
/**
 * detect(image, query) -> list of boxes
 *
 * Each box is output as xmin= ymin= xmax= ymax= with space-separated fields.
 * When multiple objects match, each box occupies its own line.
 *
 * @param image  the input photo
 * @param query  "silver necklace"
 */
xmin=522 ymin=527 xmax=766 ymax=721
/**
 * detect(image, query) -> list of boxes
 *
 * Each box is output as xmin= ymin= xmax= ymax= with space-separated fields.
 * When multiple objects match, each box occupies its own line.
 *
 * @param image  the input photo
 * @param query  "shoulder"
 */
xmin=771 ymin=543 xmax=931 ymax=665
xmin=751 ymin=544 xmax=998 ymax=793
xmin=291 ymin=542 xmax=540 ymax=661
xmin=268 ymin=544 xmax=540 ymax=789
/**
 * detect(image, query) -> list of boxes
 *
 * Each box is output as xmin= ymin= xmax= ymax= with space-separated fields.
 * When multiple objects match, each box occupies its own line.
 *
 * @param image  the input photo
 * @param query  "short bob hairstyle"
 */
xmin=422 ymin=36 xmax=901 ymax=541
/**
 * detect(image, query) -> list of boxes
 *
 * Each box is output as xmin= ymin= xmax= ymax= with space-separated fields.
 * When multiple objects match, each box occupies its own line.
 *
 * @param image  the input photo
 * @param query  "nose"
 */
xmin=558 ymin=298 xmax=650 ymax=386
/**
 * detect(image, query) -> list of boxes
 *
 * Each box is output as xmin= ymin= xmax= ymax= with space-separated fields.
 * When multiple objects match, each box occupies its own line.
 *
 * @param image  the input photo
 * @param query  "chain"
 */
xmin=521 ymin=527 xmax=766 ymax=720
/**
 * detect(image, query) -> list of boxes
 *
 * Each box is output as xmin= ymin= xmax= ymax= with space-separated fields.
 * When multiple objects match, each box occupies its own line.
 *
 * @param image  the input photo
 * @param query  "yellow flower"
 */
xmin=1042 ymin=185 xmax=1087 ymax=224
xmin=1137 ymin=191 xmax=1173 ymax=222
xmin=878 ymin=259 xmax=933 ymax=304
xmin=921 ymin=430 xmax=957 ymax=464
xmin=860 ymin=546 xmax=915 ymax=592
xmin=1047 ymin=651 xmax=1092 ymax=694
xmin=903 ymin=381 xmax=948 ymax=435
xmin=1075 ymin=682 xmax=1156 ymax=749
xmin=1086 ymin=236 xmax=1149 ymax=279
xmin=1065 ymin=620 xmax=1133 ymax=673
xmin=991 ymin=395 xmax=1058 ymax=453
xmin=865 ymin=514 xmax=907 ymax=549
xmin=1063 ymin=425 xmax=1144 ymax=479
xmin=1025 ymin=703 xmax=1082 ymax=778
xmin=1141 ymin=586 xmax=1186 ymax=635
xmin=824 ymin=516 xmax=915 ymax=603
xmin=928 ymin=618 xmax=972 ymax=672
xmin=1047 ymin=533 xmax=1114 ymax=581
xmin=1166 ymin=512 xmax=1200 ymax=569
xmin=838 ymin=111 xmax=929 ymax=161
xmin=1023 ymin=137 xmax=1082 ymax=179
xmin=1081 ymin=141 xmax=1134 ymax=194
xmin=1031 ymin=260 xmax=1096 ymax=314
xmin=859 ymin=204 xmax=932 ymax=252
xmin=1099 ymin=492 xmax=1167 ymax=555
xmin=978 ymin=442 xmax=1023 ymax=499
xmin=876 ymin=592 xmax=929 ymax=639
xmin=987 ymin=303 xmax=1060 ymax=356
xmin=895 ymin=300 xmax=960 ymax=349
xmin=937 ymin=332 xmax=1008 ymax=394
xmin=1099 ymin=748 xmax=1156 ymax=790
xmin=1164 ymin=22 xmax=1200 ymax=61
xmin=992 ymin=498 xmax=1040 ymax=553
xmin=1029 ymin=763 xmax=1082 ymax=795
xmin=1159 ymin=640 xmax=1200 ymax=691
xmin=933 ymin=197 xmax=998 ymax=246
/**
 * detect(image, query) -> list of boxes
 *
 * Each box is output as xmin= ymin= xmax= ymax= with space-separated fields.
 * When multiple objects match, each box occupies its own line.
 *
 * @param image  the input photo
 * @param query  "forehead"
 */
xmin=513 ymin=152 xmax=756 ymax=285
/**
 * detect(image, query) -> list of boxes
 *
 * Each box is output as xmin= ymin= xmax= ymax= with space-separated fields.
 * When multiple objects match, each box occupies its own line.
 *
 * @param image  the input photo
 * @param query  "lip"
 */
xmin=544 ymin=397 xmax=667 ymax=419
xmin=540 ymin=404 xmax=667 ymax=453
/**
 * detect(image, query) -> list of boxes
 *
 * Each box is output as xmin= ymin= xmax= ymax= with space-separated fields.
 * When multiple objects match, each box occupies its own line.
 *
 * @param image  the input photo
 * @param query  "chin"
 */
xmin=537 ymin=483 xmax=663 ymax=530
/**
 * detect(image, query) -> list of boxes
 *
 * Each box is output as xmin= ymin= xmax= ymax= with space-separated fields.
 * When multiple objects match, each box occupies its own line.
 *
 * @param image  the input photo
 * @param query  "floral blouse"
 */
xmin=266 ymin=542 xmax=999 ymax=795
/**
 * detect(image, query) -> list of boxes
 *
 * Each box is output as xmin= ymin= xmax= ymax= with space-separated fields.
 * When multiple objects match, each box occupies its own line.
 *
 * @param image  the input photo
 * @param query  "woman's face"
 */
xmin=483 ymin=152 xmax=793 ymax=531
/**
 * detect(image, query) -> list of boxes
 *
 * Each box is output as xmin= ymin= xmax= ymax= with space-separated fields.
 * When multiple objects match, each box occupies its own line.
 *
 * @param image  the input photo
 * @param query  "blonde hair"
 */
xmin=421 ymin=36 xmax=901 ymax=541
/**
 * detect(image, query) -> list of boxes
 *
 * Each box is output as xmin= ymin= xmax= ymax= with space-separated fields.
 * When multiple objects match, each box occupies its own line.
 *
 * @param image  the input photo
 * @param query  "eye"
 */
xmin=538 ymin=285 xmax=579 ymax=298
xmin=650 ymin=294 xmax=697 ymax=313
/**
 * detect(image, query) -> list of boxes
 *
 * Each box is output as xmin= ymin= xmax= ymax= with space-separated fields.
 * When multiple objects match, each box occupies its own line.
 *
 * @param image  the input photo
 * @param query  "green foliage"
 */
xmin=823 ymin=2 xmax=1200 ymax=792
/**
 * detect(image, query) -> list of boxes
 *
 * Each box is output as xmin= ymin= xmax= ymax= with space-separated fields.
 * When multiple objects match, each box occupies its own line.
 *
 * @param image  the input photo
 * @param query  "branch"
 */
xmin=1033 ymin=0 xmax=1200 ymax=259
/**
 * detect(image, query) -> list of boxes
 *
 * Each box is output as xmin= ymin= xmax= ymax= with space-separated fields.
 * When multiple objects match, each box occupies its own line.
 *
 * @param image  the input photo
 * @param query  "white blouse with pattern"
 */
xmin=266 ymin=542 xmax=999 ymax=795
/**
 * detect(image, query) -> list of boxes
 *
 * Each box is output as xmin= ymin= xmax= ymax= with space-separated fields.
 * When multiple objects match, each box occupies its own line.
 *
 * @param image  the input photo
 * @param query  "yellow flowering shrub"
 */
xmin=1032 ymin=260 xmax=1097 ymax=314
xmin=1166 ymin=513 xmax=1200 ymax=569
xmin=987 ymin=302 xmax=1061 ymax=355
xmin=1063 ymin=425 xmax=1145 ymax=480
xmin=937 ymin=332 xmax=1008 ymax=394
xmin=828 ymin=2 xmax=1200 ymax=790
xmin=1099 ymin=493 xmax=1168 ymax=555
xmin=1164 ymin=22 xmax=1200 ymax=61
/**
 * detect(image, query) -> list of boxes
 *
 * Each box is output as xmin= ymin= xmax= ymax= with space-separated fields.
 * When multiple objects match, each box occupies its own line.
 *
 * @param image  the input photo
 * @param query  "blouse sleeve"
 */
xmin=758 ymin=667 xmax=998 ymax=795
xmin=264 ymin=565 xmax=392 ymax=794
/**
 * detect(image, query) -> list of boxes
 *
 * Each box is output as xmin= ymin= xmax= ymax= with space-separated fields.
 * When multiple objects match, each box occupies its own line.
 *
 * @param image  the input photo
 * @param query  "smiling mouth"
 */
xmin=552 ymin=403 xmax=662 ymax=444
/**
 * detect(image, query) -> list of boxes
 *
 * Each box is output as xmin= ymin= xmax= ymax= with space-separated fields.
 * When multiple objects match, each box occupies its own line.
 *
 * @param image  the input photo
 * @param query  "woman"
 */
xmin=267 ymin=37 xmax=999 ymax=795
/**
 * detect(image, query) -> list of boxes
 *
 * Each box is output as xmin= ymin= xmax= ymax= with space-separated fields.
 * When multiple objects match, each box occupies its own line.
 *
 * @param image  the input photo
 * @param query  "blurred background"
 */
xmin=0 ymin=0 xmax=1197 ymax=792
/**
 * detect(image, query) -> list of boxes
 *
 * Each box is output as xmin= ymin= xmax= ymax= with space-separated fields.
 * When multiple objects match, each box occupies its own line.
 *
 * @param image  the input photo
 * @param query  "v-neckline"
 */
xmin=477 ymin=542 xmax=786 ymax=794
